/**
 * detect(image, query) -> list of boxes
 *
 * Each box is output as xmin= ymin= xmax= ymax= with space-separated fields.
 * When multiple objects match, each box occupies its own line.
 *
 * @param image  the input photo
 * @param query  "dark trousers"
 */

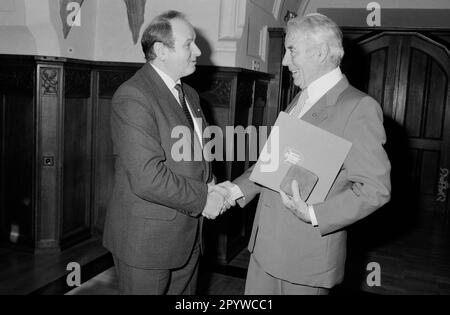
xmin=113 ymin=240 xmax=200 ymax=295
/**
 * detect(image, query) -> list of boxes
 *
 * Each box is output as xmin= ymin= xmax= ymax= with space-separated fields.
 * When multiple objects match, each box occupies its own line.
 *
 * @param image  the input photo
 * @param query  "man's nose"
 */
xmin=193 ymin=43 xmax=201 ymax=57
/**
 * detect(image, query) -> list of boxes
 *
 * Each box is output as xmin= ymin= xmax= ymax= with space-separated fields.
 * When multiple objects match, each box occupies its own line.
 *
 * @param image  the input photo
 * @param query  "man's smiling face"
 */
xmin=282 ymin=31 xmax=318 ymax=90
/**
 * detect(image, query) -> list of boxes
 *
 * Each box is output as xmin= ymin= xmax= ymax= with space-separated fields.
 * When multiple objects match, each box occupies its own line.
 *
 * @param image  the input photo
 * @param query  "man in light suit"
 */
xmin=103 ymin=11 xmax=227 ymax=295
xmin=220 ymin=13 xmax=391 ymax=294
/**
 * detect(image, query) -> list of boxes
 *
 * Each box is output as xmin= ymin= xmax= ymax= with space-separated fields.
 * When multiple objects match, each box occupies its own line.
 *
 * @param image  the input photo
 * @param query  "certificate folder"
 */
xmin=249 ymin=112 xmax=352 ymax=204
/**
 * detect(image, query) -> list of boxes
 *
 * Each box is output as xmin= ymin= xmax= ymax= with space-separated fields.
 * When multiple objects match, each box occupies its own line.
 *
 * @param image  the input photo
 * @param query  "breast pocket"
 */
xmin=131 ymin=201 xmax=177 ymax=221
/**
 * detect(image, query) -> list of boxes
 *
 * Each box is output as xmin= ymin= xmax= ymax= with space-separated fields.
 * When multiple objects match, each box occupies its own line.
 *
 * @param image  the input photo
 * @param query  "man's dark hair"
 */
xmin=141 ymin=10 xmax=187 ymax=62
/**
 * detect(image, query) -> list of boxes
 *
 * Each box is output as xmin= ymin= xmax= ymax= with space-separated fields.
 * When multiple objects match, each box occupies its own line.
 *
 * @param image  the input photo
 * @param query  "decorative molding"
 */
xmin=214 ymin=41 xmax=239 ymax=67
xmin=218 ymin=0 xmax=247 ymax=41
xmin=246 ymin=18 xmax=260 ymax=59
xmin=41 ymin=68 xmax=60 ymax=95
xmin=272 ymin=0 xmax=284 ymax=20
xmin=211 ymin=79 xmax=233 ymax=106
xmin=123 ymin=0 xmax=146 ymax=45
xmin=259 ymin=26 xmax=268 ymax=61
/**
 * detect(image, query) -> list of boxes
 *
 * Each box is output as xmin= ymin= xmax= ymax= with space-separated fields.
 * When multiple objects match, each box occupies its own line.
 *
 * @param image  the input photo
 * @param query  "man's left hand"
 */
xmin=280 ymin=180 xmax=311 ymax=224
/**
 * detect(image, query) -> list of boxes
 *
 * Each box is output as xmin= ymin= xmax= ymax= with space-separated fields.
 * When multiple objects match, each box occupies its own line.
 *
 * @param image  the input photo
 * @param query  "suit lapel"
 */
xmin=301 ymin=76 xmax=349 ymax=126
xmin=143 ymin=63 xmax=197 ymax=134
xmin=301 ymin=96 xmax=328 ymax=125
xmin=182 ymin=82 xmax=213 ymax=182
xmin=182 ymin=82 xmax=208 ymax=136
xmin=142 ymin=64 xmax=209 ymax=180
xmin=284 ymin=92 xmax=301 ymax=114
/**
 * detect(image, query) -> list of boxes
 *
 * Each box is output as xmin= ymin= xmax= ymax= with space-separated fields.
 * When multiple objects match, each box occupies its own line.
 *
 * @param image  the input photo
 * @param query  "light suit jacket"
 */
xmin=103 ymin=63 xmax=212 ymax=270
xmin=235 ymin=77 xmax=391 ymax=288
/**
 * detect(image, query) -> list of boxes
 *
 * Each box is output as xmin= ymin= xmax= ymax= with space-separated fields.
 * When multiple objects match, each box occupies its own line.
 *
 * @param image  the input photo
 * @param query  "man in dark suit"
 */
xmin=219 ymin=13 xmax=391 ymax=294
xmin=103 ymin=10 xmax=225 ymax=295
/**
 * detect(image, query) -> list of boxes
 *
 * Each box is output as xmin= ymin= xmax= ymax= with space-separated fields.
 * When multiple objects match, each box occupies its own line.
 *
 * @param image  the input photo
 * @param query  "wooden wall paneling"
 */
xmin=342 ymin=32 xmax=400 ymax=118
xmin=441 ymin=83 xmax=450 ymax=220
xmin=341 ymin=29 xmax=450 ymax=229
xmin=252 ymin=79 xmax=269 ymax=161
xmin=420 ymin=150 xmax=439 ymax=196
xmin=61 ymin=66 xmax=93 ymax=249
xmin=0 ymin=61 xmax=35 ymax=246
xmin=266 ymin=28 xmax=284 ymax=128
xmin=36 ymin=63 xmax=63 ymax=251
xmin=231 ymin=77 xmax=253 ymax=179
xmin=393 ymin=36 xmax=412 ymax=126
xmin=0 ymin=90 xmax=3 ymax=241
xmin=425 ymin=57 xmax=447 ymax=140
xmin=404 ymin=48 xmax=427 ymax=138
xmin=0 ymin=56 xmax=272 ymax=261
xmin=93 ymin=69 xmax=137 ymax=234
xmin=4 ymin=95 xmax=35 ymax=246
xmin=92 ymin=69 xmax=102 ymax=235
xmin=366 ymin=48 xmax=386 ymax=106
xmin=405 ymin=35 xmax=450 ymax=215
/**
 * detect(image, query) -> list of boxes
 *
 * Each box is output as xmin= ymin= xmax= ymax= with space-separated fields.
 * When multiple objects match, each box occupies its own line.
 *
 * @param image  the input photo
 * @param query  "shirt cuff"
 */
xmin=308 ymin=204 xmax=318 ymax=227
xmin=230 ymin=184 xmax=244 ymax=201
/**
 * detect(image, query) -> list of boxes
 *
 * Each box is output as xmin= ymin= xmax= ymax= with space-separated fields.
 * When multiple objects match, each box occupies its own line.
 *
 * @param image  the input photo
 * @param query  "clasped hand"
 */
xmin=280 ymin=180 xmax=311 ymax=223
xmin=201 ymin=181 xmax=236 ymax=219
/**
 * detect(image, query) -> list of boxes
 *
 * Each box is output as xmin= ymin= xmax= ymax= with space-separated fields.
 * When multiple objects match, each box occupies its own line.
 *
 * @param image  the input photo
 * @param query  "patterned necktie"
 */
xmin=289 ymin=89 xmax=309 ymax=118
xmin=174 ymin=84 xmax=195 ymax=130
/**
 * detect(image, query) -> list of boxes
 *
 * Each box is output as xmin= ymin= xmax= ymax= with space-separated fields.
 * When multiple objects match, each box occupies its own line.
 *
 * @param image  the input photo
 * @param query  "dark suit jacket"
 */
xmin=103 ymin=63 xmax=212 ymax=270
xmin=235 ymin=77 xmax=391 ymax=288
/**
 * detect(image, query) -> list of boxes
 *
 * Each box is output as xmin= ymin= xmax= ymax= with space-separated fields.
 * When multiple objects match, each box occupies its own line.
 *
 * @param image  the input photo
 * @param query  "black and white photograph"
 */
xmin=0 ymin=0 xmax=449 ymax=301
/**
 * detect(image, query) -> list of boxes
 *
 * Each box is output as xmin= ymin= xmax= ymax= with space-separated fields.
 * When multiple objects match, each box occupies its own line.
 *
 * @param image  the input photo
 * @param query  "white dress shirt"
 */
xmin=295 ymin=67 xmax=343 ymax=226
xmin=295 ymin=67 xmax=343 ymax=119
xmin=150 ymin=63 xmax=203 ymax=147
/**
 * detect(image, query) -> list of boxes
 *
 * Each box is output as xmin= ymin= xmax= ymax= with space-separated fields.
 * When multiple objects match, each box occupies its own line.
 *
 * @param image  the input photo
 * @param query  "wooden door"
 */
xmin=342 ymin=32 xmax=450 ymax=221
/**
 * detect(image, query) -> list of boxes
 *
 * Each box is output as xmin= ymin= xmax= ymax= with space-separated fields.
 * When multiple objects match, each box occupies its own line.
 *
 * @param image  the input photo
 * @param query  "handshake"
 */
xmin=202 ymin=181 xmax=237 ymax=220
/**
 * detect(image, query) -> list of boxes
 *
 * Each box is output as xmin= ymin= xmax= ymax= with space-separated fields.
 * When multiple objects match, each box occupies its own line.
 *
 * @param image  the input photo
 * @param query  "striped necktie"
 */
xmin=174 ymin=84 xmax=195 ymax=130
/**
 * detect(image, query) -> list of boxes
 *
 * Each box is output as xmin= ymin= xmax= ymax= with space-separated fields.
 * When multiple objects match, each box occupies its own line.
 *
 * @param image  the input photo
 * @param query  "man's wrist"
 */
xmin=229 ymin=184 xmax=244 ymax=200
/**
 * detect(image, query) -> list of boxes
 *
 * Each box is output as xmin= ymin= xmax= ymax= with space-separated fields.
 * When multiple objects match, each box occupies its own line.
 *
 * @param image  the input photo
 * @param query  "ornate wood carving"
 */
xmin=210 ymin=79 xmax=232 ymax=106
xmin=41 ymin=68 xmax=60 ymax=95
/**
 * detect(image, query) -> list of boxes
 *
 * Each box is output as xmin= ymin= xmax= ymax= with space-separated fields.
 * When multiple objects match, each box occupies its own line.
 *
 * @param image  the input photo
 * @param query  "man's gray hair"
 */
xmin=287 ymin=13 xmax=344 ymax=66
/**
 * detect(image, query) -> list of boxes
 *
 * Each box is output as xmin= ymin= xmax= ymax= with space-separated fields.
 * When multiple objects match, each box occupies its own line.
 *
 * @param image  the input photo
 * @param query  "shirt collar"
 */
xmin=306 ymin=67 xmax=343 ymax=103
xmin=150 ymin=62 xmax=181 ymax=91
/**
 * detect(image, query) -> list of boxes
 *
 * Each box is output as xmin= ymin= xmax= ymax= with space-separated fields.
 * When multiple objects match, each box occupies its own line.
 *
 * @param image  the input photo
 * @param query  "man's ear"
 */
xmin=153 ymin=42 xmax=167 ymax=61
xmin=315 ymin=43 xmax=330 ymax=64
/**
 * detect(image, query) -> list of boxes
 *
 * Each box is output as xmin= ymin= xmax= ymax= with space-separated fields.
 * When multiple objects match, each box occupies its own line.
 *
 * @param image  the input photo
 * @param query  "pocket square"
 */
xmin=280 ymin=165 xmax=318 ymax=201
